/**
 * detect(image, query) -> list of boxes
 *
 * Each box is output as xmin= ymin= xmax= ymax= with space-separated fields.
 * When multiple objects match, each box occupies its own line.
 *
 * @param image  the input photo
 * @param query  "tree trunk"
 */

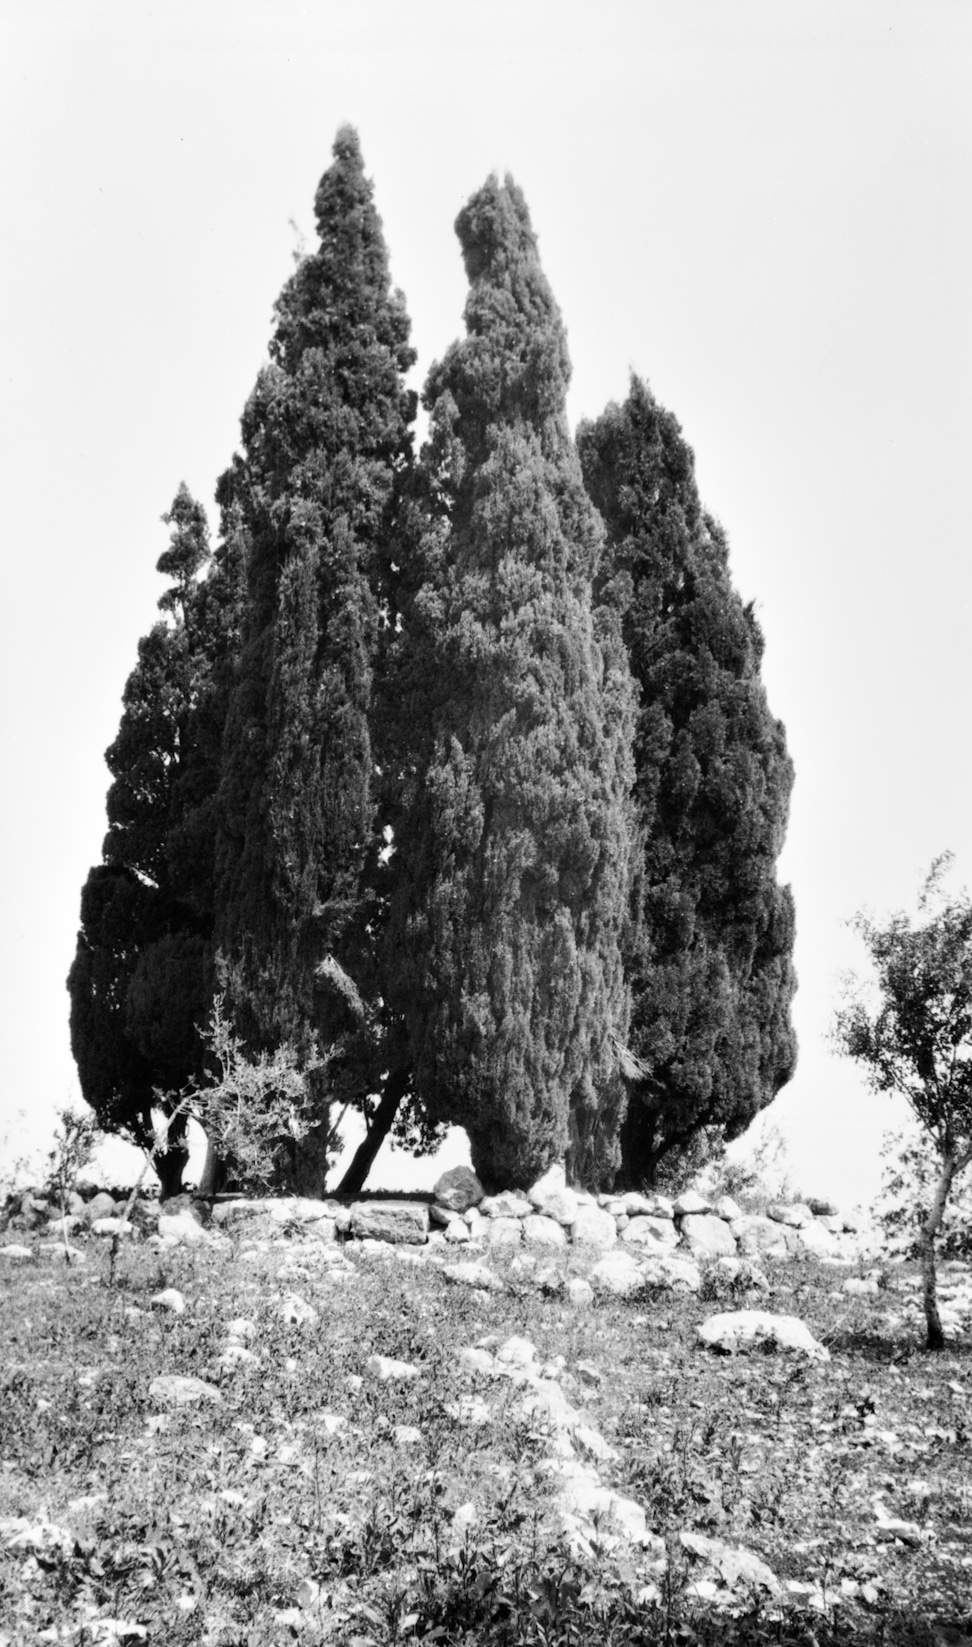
xmin=335 ymin=1067 xmax=410 ymax=1198
xmin=921 ymin=1150 xmax=956 ymax=1351
xmin=195 ymin=1135 xmax=226 ymax=1201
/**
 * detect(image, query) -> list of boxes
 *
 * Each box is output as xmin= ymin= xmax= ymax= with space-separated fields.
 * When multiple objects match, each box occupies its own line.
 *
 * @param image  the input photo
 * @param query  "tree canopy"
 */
xmin=834 ymin=857 xmax=972 ymax=1347
xmin=578 ymin=377 xmax=796 ymax=1187
xmin=386 ymin=177 xmax=635 ymax=1191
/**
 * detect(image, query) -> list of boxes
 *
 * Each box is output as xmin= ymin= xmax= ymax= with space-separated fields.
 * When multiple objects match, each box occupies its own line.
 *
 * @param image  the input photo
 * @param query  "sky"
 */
xmin=1 ymin=1 xmax=969 ymax=1209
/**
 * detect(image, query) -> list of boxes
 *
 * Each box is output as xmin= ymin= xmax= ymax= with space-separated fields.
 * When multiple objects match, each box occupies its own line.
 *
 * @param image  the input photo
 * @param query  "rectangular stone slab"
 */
xmin=349 ymin=1201 xmax=430 ymax=1244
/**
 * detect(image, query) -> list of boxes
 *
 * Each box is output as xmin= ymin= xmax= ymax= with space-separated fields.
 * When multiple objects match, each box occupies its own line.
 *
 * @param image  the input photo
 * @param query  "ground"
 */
xmin=1 ymin=1228 xmax=971 ymax=1646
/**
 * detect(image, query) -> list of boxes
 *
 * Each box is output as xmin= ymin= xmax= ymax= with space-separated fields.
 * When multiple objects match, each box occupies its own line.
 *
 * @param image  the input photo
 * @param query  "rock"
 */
xmin=674 ymin=1190 xmax=711 ymax=1217
xmin=432 ymin=1165 xmax=484 ymax=1213
xmin=785 ymin=1221 xmax=839 ymax=1259
xmin=444 ymin=1218 xmax=471 ymax=1244
xmin=806 ymin=1196 xmax=840 ymax=1217
xmin=574 ymin=1424 xmax=617 ymax=1461
xmin=523 ymin=1214 xmax=567 ymax=1250
xmin=64 ymin=1191 xmax=88 ymax=1218
xmin=394 ymin=1424 xmax=423 ymax=1448
xmin=428 ymin=1203 xmax=453 ymax=1226
xmin=149 ymin=1374 xmax=222 ymax=1407
xmin=459 ymin=1346 xmax=495 ymax=1375
xmin=570 ymin=1204 xmax=617 ymax=1250
xmin=697 ymin=1310 xmax=829 ymax=1361
xmin=621 ymin=1217 xmax=678 ymax=1249
xmin=843 ymin=1275 xmax=880 ymax=1295
xmin=442 ymin=1260 xmax=504 ymax=1292
xmin=621 ymin=1192 xmax=657 ymax=1216
xmin=366 ymin=1354 xmax=419 ymax=1381
xmin=486 ymin=1216 xmax=523 ymax=1248
xmin=83 ymin=1192 xmax=118 ymax=1224
xmin=679 ymin=1531 xmax=780 ymax=1594
xmin=91 ymin=1217 xmax=136 ymax=1238
xmin=479 ymin=1192 xmax=532 ymax=1218
xmin=270 ymin=1197 xmax=340 ymax=1227
xmin=463 ymin=1206 xmax=485 ymax=1234
xmin=496 ymin=1335 xmax=538 ymax=1370
xmin=150 ymin=1288 xmax=186 ymax=1314
xmin=46 ymin=1214 xmax=83 ymax=1237
xmin=350 ymin=1201 xmax=429 ymax=1244
xmin=818 ymin=1214 xmax=845 ymax=1233
xmin=219 ymin=1343 xmax=260 ymax=1371
xmin=713 ymin=1195 xmax=744 ymax=1222
xmin=679 ymin=1214 xmax=738 ymax=1258
xmin=565 ymin=1278 xmax=594 ymax=1308
xmin=765 ymin=1201 xmax=815 ymax=1229
xmin=0 ymin=1245 xmax=33 ymax=1261
xmin=280 ymin=1293 xmax=319 ymax=1328
xmin=526 ymin=1164 xmax=579 ymax=1225
xmin=226 ymin=1317 xmax=258 ymax=1341
xmin=554 ymin=1472 xmax=656 ymax=1550
xmin=157 ymin=1212 xmax=209 ymax=1247
xmin=641 ymin=1252 xmax=702 ymax=1292
xmin=590 ymin=1250 xmax=645 ymax=1298
xmin=732 ymin=1215 xmax=791 ymax=1259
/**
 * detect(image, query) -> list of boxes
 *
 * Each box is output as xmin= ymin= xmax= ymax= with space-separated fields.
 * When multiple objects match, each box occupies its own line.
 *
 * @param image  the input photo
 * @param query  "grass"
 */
xmin=1 ymin=1227 xmax=971 ymax=1645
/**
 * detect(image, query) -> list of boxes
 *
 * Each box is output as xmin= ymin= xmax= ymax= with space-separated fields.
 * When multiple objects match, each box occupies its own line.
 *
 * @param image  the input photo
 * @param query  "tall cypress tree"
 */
xmin=214 ymin=127 xmax=416 ymax=1192
xmin=68 ymin=485 xmax=244 ymax=1193
xmin=578 ymin=377 xmax=797 ymax=1186
xmin=388 ymin=177 xmax=635 ymax=1191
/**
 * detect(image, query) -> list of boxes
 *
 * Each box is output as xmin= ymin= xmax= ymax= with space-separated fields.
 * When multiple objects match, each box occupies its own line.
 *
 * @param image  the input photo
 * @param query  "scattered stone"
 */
xmin=280 ymin=1293 xmax=319 ymax=1328
xmin=394 ymin=1424 xmax=423 ymax=1447
xmin=641 ymin=1252 xmax=702 ymax=1292
xmin=787 ymin=1221 xmax=839 ymax=1259
xmin=621 ymin=1215 xmax=678 ymax=1249
xmin=442 ymin=1259 xmax=504 ymax=1291
xmin=444 ymin=1217 xmax=471 ymax=1244
xmin=226 ymin=1317 xmax=258 ymax=1342
xmin=565 ymin=1277 xmax=594 ymax=1308
xmin=83 ymin=1192 xmax=118 ymax=1224
xmin=219 ymin=1343 xmax=260 ymax=1371
xmin=0 ymin=1245 xmax=33 ymax=1261
xmin=679 ymin=1530 xmax=781 ymax=1594
xmin=806 ymin=1196 xmax=840 ymax=1217
xmin=712 ymin=1195 xmax=744 ymax=1222
xmin=350 ymin=1201 xmax=429 ymax=1244
xmin=733 ymin=1215 xmax=791 ymax=1259
xmin=621 ymin=1192 xmax=657 ymax=1217
xmin=459 ymin=1346 xmax=495 ymax=1375
xmin=496 ymin=1335 xmax=538 ymax=1370
xmin=148 ymin=1374 xmax=222 ymax=1407
xmin=590 ymin=1250 xmax=645 ymax=1298
xmin=150 ymin=1288 xmax=186 ymax=1314
xmin=526 ymin=1164 xmax=579 ymax=1226
xmin=432 ymin=1165 xmax=484 ymax=1213
xmin=91 ymin=1217 xmax=135 ymax=1238
xmin=698 ymin=1310 xmax=829 ymax=1361
xmin=366 ymin=1354 xmax=419 ymax=1381
xmin=157 ymin=1212 xmax=209 ymax=1247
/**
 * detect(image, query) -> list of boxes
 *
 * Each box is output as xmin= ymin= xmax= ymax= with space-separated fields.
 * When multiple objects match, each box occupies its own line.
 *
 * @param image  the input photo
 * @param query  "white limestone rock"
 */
xmin=590 ymin=1250 xmax=645 ymax=1298
xmin=697 ymin=1310 xmax=829 ymax=1362
xmin=674 ymin=1190 xmax=711 ymax=1217
xmin=679 ymin=1530 xmax=781 ymax=1595
xmin=621 ymin=1217 xmax=677 ymax=1251
xmin=523 ymin=1214 xmax=568 ymax=1250
xmin=479 ymin=1192 xmax=531 ymax=1218
xmin=785 ymin=1221 xmax=839 ymax=1259
xmin=157 ymin=1212 xmax=209 ymax=1247
xmin=565 ymin=1277 xmax=594 ymax=1308
xmin=350 ymin=1201 xmax=429 ymax=1244
xmin=765 ymin=1201 xmax=815 ymax=1229
xmin=486 ymin=1216 xmax=523 ymax=1248
xmin=570 ymin=1204 xmax=617 ymax=1251
xmin=713 ymin=1195 xmax=744 ymax=1222
xmin=442 ymin=1260 xmax=504 ymax=1292
xmin=280 ymin=1293 xmax=319 ymax=1328
xmin=526 ymin=1164 xmax=579 ymax=1226
xmin=149 ymin=1374 xmax=223 ymax=1407
xmin=641 ymin=1252 xmax=702 ymax=1293
xmin=732 ymin=1215 xmax=791 ymax=1260
xmin=366 ymin=1354 xmax=420 ymax=1381
xmin=679 ymin=1214 xmax=738 ymax=1258
xmin=150 ymin=1288 xmax=185 ymax=1315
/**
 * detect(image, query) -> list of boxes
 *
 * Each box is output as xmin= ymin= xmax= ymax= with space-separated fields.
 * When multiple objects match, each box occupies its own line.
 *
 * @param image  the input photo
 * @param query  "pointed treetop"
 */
xmin=156 ymin=483 xmax=210 ymax=619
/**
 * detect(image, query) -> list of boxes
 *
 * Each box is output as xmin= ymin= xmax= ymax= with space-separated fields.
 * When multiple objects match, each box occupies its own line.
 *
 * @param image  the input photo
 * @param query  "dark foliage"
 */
xmin=578 ymin=377 xmax=796 ymax=1187
xmin=213 ymin=126 xmax=417 ymax=1192
xmin=387 ymin=176 xmax=635 ymax=1190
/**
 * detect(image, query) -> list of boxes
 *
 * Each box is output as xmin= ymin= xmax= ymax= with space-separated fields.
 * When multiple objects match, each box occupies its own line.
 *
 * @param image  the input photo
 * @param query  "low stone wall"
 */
xmin=206 ymin=1162 xmax=870 ymax=1268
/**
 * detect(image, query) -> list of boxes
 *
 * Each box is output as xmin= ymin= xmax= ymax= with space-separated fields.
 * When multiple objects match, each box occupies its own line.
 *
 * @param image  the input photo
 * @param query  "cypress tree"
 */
xmin=578 ymin=377 xmax=797 ymax=1186
xmin=214 ymin=127 xmax=416 ymax=1192
xmin=388 ymin=177 xmax=635 ymax=1191
xmin=67 ymin=486 xmax=243 ymax=1193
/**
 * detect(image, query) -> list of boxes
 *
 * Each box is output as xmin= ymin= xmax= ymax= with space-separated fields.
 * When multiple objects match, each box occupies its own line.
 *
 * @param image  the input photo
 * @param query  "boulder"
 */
xmin=785 ymin=1221 xmax=839 ymax=1259
xmin=443 ymin=1218 xmax=471 ymax=1244
xmin=570 ymin=1204 xmax=616 ymax=1251
xmin=91 ymin=1217 xmax=135 ymax=1239
xmin=442 ymin=1260 xmax=504 ymax=1292
xmin=713 ymin=1195 xmax=744 ymax=1223
xmin=589 ymin=1250 xmax=645 ymax=1298
xmin=806 ymin=1196 xmax=840 ymax=1217
xmin=349 ymin=1201 xmax=429 ymax=1244
xmin=678 ymin=1214 xmax=738 ymax=1258
xmin=366 ymin=1354 xmax=419 ymax=1381
xmin=565 ymin=1277 xmax=594 ymax=1308
xmin=479 ymin=1192 xmax=531 ymax=1218
xmin=732 ymin=1215 xmax=790 ymax=1260
xmin=697 ymin=1310 xmax=829 ymax=1362
xmin=765 ymin=1201 xmax=815 ymax=1229
xmin=432 ymin=1165 xmax=484 ymax=1213
xmin=523 ymin=1214 xmax=567 ymax=1250
xmin=526 ymin=1164 xmax=579 ymax=1226
xmin=679 ymin=1531 xmax=780 ymax=1595
xmin=148 ymin=1374 xmax=222 ymax=1407
xmin=83 ymin=1192 xmax=118 ymax=1225
xmin=621 ymin=1192 xmax=658 ymax=1217
xmin=674 ymin=1190 xmax=711 ymax=1217
xmin=157 ymin=1212 xmax=209 ymax=1247
xmin=150 ymin=1288 xmax=186 ymax=1314
xmin=486 ymin=1216 xmax=523 ymax=1248
xmin=640 ymin=1252 xmax=702 ymax=1293
xmin=621 ymin=1217 xmax=678 ymax=1250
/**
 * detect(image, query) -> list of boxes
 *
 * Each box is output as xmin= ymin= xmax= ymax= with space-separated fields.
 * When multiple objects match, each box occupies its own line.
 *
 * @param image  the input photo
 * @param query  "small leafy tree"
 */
xmin=874 ymin=1122 xmax=972 ymax=1261
xmin=833 ymin=856 xmax=972 ymax=1349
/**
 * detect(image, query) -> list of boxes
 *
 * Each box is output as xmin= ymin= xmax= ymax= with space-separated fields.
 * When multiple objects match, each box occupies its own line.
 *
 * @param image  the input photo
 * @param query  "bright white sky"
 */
xmin=1 ymin=1 xmax=969 ymax=1209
